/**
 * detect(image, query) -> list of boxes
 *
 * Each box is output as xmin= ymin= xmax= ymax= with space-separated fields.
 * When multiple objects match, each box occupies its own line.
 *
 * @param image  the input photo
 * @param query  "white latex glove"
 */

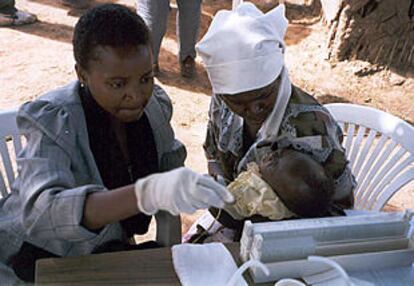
xmin=135 ymin=167 xmax=234 ymax=215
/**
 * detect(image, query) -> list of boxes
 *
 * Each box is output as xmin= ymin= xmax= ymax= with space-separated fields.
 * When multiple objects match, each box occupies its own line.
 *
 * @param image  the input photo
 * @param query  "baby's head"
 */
xmin=259 ymin=148 xmax=334 ymax=217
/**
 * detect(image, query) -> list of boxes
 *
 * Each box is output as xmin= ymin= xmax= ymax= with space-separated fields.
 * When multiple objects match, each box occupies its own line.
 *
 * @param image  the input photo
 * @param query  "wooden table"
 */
xmin=34 ymin=241 xmax=414 ymax=285
xmin=35 ymin=243 xmax=263 ymax=285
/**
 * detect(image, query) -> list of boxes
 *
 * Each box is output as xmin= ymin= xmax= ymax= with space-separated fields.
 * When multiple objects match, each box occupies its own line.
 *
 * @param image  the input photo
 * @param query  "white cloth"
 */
xmin=135 ymin=167 xmax=234 ymax=215
xmin=172 ymin=243 xmax=269 ymax=286
xmin=196 ymin=2 xmax=288 ymax=95
xmin=172 ymin=243 xmax=246 ymax=286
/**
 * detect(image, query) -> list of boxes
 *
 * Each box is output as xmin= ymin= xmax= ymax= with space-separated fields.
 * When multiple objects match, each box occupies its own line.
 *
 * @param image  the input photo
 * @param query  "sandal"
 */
xmin=0 ymin=10 xmax=37 ymax=27
xmin=180 ymin=56 xmax=196 ymax=78
xmin=13 ymin=11 xmax=37 ymax=26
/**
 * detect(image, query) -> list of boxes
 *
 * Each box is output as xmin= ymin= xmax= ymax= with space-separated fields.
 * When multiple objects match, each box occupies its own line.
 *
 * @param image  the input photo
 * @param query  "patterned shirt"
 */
xmin=205 ymin=85 xmax=355 ymax=228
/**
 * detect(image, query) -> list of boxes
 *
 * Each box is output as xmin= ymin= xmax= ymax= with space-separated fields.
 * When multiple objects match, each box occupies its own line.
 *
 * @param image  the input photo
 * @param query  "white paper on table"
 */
xmin=172 ymin=243 xmax=248 ymax=286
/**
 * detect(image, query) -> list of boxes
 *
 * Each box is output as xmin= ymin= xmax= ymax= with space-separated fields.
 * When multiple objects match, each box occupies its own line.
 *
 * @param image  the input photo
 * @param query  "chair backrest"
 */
xmin=0 ymin=109 xmax=22 ymax=197
xmin=324 ymin=103 xmax=414 ymax=211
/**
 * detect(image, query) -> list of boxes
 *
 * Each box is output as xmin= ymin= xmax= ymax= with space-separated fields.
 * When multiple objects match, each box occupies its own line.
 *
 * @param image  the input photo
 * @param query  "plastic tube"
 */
xmin=307 ymin=256 xmax=353 ymax=286
xmin=226 ymin=259 xmax=270 ymax=286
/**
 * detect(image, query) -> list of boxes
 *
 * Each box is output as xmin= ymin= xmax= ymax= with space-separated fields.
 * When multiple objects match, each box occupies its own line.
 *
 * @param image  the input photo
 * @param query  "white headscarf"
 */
xmin=197 ymin=2 xmax=292 ymax=141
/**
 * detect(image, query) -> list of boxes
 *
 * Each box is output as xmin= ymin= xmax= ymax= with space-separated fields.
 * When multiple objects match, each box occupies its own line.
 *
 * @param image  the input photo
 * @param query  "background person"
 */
xmin=136 ymin=0 xmax=202 ymax=78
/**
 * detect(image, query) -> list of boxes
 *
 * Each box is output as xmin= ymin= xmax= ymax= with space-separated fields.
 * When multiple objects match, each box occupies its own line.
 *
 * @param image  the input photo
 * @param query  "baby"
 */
xmin=225 ymin=148 xmax=334 ymax=220
xmin=185 ymin=148 xmax=334 ymax=243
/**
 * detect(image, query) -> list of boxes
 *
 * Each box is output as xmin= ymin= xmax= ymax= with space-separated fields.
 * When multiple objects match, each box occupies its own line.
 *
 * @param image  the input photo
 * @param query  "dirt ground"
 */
xmin=1 ymin=0 xmax=413 ymax=240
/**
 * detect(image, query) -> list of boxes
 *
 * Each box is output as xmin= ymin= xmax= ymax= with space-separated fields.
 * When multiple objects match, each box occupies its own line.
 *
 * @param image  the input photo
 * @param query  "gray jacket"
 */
xmin=0 ymin=81 xmax=186 ymax=282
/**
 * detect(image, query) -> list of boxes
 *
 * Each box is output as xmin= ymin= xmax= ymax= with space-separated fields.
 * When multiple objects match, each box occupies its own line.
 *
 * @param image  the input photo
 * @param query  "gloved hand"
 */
xmin=134 ymin=167 xmax=234 ymax=215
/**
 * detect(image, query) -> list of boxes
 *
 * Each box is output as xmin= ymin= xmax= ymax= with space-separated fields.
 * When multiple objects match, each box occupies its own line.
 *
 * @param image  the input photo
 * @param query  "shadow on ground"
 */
xmin=10 ymin=21 xmax=73 ymax=43
xmin=316 ymin=93 xmax=352 ymax=104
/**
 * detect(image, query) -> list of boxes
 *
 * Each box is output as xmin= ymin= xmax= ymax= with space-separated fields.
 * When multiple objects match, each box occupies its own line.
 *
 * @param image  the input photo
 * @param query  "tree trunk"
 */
xmin=321 ymin=0 xmax=414 ymax=76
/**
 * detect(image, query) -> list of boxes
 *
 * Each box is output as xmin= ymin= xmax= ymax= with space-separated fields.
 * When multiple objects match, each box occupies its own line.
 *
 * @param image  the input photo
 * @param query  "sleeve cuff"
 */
xmin=50 ymin=184 xmax=107 ymax=242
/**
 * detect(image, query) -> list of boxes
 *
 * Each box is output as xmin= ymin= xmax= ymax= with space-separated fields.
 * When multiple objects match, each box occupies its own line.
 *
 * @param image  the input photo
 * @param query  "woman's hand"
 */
xmin=134 ymin=167 xmax=234 ymax=215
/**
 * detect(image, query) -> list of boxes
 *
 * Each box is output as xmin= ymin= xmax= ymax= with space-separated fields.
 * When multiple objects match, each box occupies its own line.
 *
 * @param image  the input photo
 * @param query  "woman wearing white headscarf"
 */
xmin=185 ymin=2 xmax=355 ymax=242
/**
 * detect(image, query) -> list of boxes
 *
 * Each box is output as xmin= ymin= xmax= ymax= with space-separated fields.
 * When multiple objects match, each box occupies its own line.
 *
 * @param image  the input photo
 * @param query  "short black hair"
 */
xmin=292 ymin=171 xmax=334 ymax=218
xmin=73 ymin=3 xmax=150 ymax=70
xmin=260 ymin=147 xmax=334 ymax=218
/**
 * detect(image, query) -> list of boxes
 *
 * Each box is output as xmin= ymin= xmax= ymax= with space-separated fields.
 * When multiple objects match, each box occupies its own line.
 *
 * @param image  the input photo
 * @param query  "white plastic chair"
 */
xmin=324 ymin=103 xmax=414 ymax=211
xmin=0 ymin=109 xmax=22 ymax=197
xmin=0 ymin=108 xmax=180 ymax=245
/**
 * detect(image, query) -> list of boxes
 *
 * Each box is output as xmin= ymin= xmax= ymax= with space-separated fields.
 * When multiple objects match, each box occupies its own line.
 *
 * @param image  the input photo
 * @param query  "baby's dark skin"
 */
xmin=259 ymin=148 xmax=333 ymax=218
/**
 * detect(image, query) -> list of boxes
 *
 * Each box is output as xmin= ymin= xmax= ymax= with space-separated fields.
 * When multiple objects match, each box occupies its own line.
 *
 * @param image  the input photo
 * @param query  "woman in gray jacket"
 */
xmin=0 ymin=4 xmax=233 ymax=284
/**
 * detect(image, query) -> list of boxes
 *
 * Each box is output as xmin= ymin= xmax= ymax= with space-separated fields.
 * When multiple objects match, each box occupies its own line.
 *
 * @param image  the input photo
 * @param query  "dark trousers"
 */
xmin=0 ymin=0 xmax=16 ymax=15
